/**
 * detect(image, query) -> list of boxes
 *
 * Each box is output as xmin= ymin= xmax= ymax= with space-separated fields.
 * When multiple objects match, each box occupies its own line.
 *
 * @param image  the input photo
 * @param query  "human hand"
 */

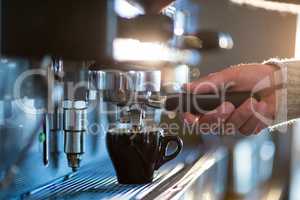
xmin=182 ymin=64 xmax=280 ymax=135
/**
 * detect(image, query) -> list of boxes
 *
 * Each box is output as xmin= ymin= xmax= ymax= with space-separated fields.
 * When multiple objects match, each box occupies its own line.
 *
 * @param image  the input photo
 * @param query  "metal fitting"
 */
xmin=63 ymin=100 xmax=87 ymax=172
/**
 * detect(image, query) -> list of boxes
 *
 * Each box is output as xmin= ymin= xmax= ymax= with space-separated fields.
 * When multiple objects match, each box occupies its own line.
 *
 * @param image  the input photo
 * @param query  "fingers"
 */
xmin=254 ymin=122 xmax=266 ymax=134
xmin=183 ymin=102 xmax=235 ymax=134
xmin=253 ymin=100 xmax=273 ymax=134
xmin=239 ymin=101 xmax=268 ymax=135
xmin=225 ymin=98 xmax=258 ymax=131
xmin=182 ymin=99 xmax=272 ymax=136
xmin=182 ymin=112 xmax=201 ymax=124
xmin=197 ymin=102 xmax=235 ymax=125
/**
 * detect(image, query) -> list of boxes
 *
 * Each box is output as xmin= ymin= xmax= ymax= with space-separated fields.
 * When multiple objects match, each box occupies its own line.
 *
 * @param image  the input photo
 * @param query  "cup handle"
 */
xmin=155 ymin=135 xmax=183 ymax=170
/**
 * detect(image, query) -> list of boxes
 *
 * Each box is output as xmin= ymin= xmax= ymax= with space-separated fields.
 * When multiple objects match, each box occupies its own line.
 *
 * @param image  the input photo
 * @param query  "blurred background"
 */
xmin=196 ymin=0 xmax=298 ymax=199
xmin=172 ymin=0 xmax=298 ymax=199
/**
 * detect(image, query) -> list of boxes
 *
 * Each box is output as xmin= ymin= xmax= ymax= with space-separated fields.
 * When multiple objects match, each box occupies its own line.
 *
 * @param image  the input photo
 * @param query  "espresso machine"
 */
xmin=0 ymin=0 xmax=234 ymax=199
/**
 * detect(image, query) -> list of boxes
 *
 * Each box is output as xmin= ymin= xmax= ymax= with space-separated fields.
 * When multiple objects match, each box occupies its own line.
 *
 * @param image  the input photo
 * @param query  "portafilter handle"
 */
xmin=148 ymin=91 xmax=261 ymax=114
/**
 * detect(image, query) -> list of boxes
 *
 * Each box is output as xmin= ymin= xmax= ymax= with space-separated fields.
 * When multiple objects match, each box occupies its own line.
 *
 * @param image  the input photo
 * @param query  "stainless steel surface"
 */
xmin=63 ymin=101 xmax=87 ymax=132
xmin=88 ymin=69 xmax=163 ymax=129
xmin=20 ymin=147 xmax=228 ymax=200
xmin=89 ymin=70 xmax=161 ymax=92
xmin=89 ymin=70 xmax=126 ymax=91
xmin=88 ymin=70 xmax=161 ymax=109
xmin=0 ymin=1 xmax=198 ymax=199
xmin=64 ymin=132 xmax=85 ymax=153
xmin=63 ymin=100 xmax=88 ymax=172
xmin=126 ymin=70 xmax=161 ymax=92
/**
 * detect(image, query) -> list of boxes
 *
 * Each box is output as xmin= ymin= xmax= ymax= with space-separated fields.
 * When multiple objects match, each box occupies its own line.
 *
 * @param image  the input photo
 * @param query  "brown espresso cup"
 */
xmin=106 ymin=127 xmax=183 ymax=184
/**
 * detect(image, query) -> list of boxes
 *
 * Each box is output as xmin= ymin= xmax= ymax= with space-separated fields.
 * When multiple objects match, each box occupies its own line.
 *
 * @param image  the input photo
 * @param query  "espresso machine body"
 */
xmin=0 ymin=0 xmax=231 ymax=199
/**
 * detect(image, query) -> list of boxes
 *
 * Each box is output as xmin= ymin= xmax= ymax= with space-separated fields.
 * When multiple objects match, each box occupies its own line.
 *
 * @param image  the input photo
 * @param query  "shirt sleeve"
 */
xmin=264 ymin=58 xmax=300 ymax=122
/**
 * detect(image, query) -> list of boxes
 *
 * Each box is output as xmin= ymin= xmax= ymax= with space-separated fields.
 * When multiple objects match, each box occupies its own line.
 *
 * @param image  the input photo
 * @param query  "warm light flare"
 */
xmin=114 ymin=0 xmax=143 ymax=18
xmin=113 ymin=38 xmax=201 ymax=64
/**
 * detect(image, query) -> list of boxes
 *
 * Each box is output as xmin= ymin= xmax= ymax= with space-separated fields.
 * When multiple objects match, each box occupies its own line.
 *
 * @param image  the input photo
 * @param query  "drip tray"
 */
xmin=22 ymin=159 xmax=184 ymax=200
xmin=21 ymin=147 xmax=226 ymax=200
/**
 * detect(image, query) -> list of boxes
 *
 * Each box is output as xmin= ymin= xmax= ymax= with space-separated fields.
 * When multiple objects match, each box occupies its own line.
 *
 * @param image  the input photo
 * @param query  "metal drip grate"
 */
xmin=21 ymin=159 xmax=183 ymax=200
